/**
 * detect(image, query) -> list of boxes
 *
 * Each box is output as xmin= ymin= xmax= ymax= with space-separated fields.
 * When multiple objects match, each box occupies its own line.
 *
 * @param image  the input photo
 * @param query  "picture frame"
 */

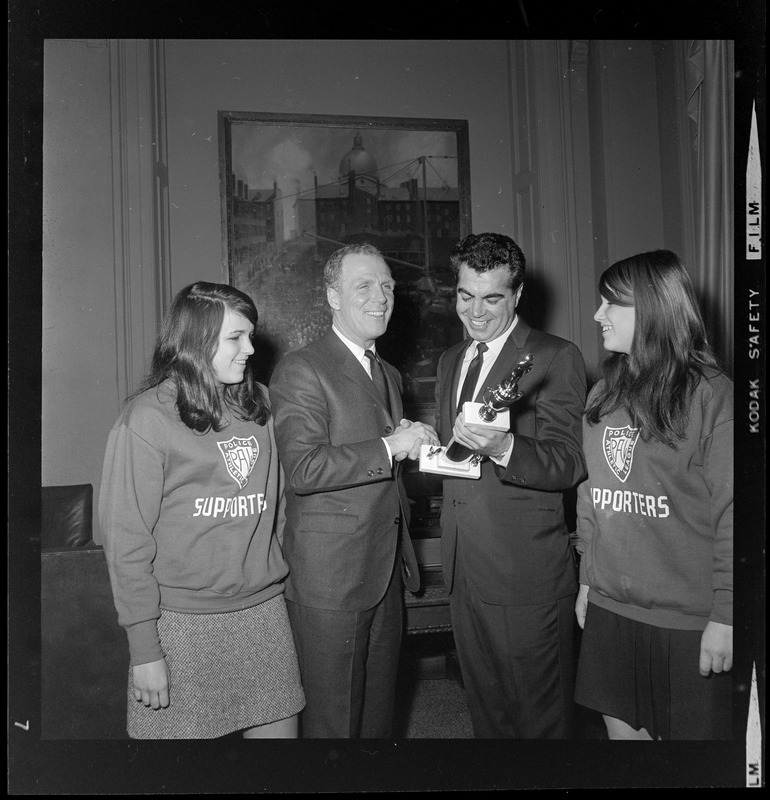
xmin=218 ymin=110 xmax=472 ymax=407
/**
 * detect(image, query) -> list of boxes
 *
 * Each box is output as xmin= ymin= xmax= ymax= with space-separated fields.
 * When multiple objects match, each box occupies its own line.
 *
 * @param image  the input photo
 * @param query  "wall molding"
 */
xmin=508 ymin=40 xmax=599 ymax=373
xmin=109 ymin=39 xmax=171 ymax=399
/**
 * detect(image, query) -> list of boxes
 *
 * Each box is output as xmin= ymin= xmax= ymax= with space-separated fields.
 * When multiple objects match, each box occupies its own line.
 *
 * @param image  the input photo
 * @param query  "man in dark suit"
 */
xmin=269 ymin=242 xmax=439 ymax=738
xmin=435 ymin=232 xmax=587 ymax=738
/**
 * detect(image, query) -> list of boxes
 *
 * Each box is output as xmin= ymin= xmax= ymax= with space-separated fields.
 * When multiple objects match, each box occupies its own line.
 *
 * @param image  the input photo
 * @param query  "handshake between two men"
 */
xmin=385 ymin=413 xmax=510 ymax=464
xmin=385 ymin=418 xmax=440 ymax=462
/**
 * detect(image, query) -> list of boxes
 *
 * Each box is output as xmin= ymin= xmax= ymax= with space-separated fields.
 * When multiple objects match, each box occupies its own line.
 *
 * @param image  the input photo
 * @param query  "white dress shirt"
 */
xmin=455 ymin=317 xmax=518 ymax=466
xmin=332 ymin=326 xmax=394 ymax=460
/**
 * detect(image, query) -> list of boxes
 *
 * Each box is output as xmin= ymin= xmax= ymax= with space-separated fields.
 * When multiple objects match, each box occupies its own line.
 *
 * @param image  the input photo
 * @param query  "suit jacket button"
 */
xmin=394 ymin=516 xmax=401 ymax=525
xmin=377 ymin=467 xmax=383 ymax=474
xmin=384 ymin=425 xmax=393 ymax=434
xmin=367 ymin=469 xmax=375 ymax=477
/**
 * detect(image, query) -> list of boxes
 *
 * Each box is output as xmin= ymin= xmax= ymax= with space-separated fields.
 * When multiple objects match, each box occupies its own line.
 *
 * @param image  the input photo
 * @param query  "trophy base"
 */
xmin=419 ymin=444 xmax=481 ymax=479
xmin=462 ymin=402 xmax=510 ymax=431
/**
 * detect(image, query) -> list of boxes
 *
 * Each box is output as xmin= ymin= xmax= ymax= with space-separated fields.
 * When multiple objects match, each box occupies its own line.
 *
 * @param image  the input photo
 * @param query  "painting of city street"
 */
xmin=218 ymin=111 xmax=471 ymax=406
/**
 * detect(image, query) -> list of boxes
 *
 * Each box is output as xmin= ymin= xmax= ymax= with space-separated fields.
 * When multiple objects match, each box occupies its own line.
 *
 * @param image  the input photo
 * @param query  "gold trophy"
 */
xmin=420 ymin=353 xmax=534 ymax=479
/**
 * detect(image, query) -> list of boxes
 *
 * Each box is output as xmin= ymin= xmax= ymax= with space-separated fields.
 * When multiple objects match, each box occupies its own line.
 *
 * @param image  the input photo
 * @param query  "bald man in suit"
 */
xmin=434 ymin=232 xmax=587 ymax=738
xmin=270 ymin=242 xmax=439 ymax=738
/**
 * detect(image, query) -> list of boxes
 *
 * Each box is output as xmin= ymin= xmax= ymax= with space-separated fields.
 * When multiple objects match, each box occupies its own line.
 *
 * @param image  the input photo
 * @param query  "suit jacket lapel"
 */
xmin=323 ymin=330 xmax=395 ymax=420
xmin=380 ymin=360 xmax=401 ymax=421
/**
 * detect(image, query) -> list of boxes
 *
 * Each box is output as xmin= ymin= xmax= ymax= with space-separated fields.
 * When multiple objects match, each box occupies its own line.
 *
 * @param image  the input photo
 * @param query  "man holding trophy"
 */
xmin=431 ymin=232 xmax=587 ymax=738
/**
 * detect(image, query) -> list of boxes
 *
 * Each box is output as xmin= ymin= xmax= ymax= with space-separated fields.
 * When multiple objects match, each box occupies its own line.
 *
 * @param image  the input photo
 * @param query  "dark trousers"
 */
xmin=285 ymin=563 xmax=403 ymax=738
xmin=450 ymin=568 xmax=576 ymax=738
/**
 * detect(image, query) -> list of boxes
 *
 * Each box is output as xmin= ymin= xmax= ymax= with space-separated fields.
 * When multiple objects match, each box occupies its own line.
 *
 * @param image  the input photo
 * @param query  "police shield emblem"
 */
xmin=602 ymin=425 xmax=640 ymax=483
xmin=217 ymin=436 xmax=259 ymax=489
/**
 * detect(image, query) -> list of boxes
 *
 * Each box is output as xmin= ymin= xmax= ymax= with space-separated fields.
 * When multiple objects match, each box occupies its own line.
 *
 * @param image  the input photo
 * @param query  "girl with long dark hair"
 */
xmin=100 ymin=282 xmax=304 ymax=738
xmin=574 ymin=251 xmax=733 ymax=740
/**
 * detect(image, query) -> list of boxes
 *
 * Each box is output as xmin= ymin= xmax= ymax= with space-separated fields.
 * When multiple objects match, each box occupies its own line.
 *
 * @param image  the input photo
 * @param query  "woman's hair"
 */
xmin=135 ymin=281 xmax=269 ymax=432
xmin=585 ymin=250 xmax=721 ymax=447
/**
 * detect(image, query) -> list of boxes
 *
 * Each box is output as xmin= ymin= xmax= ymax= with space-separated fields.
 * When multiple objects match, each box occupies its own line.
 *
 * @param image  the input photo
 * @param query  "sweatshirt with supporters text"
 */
xmin=99 ymin=380 xmax=288 ymax=665
xmin=576 ymin=370 xmax=733 ymax=631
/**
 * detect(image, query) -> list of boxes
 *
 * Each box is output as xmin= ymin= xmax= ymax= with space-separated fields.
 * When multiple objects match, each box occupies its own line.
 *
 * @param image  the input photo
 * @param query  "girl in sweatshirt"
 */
xmin=99 ymin=282 xmax=304 ymax=738
xmin=574 ymin=250 xmax=733 ymax=740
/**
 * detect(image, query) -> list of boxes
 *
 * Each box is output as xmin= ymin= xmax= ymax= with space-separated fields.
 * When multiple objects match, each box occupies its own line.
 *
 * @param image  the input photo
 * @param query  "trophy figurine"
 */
xmin=420 ymin=353 xmax=534 ymax=479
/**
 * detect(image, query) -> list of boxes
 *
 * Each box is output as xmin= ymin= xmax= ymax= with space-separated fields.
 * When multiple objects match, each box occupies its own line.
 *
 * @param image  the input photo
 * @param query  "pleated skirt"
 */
xmin=575 ymin=602 xmax=733 ymax=740
xmin=127 ymin=594 xmax=305 ymax=739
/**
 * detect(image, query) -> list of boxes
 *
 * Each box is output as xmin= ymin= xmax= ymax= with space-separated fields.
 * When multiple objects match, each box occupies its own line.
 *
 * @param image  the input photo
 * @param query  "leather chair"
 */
xmin=41 ymin=484 xmax=129 ymax=738
xmin=41 ymin=483 xmax=94 ymax=549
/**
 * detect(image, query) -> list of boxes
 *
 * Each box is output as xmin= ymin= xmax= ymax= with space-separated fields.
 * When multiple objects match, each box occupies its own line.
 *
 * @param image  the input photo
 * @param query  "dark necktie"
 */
xmin=364 ymin=350 xmax=391 ymax=413
xmin=456 ymin=342 xmax=488 ymax=413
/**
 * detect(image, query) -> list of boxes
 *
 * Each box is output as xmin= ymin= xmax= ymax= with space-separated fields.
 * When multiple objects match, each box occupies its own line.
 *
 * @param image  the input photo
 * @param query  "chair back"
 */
xmin=41 ymin=484 xmax=94 ymax=549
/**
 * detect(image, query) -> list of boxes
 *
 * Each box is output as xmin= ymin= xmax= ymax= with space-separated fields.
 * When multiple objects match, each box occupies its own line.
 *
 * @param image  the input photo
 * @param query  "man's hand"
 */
xmin=386 ymin=419 xmax=440 ymax=461
xmin=132 ymin=658 xmax=170 ymax=709
xmin=452 ymin=412 xmax=511 ymax=458
xmin=699 ymin=621 xmax=733 ymax=677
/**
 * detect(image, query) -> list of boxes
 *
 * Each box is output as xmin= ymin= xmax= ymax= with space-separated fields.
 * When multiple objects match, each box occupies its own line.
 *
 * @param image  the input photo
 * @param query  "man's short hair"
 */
xmin=323 ymin=242 xmax=387 ymax=290
xmin=450 ymin=232 xmax=525 ymax=291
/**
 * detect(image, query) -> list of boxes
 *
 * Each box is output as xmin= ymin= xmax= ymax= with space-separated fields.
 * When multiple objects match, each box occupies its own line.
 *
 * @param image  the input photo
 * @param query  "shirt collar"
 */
xmin=332 ymin=325 xmax=376 ymax=363
xmin=464 ymin=316 xmax=518 ymax=361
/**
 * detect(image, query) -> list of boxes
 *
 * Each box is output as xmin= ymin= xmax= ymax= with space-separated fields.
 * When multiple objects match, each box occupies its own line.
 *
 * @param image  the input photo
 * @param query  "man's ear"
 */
xmin=327 ymin=286 xmax=340 ymax=310
xmin=514 ymin=284 xmax=523 ymax=308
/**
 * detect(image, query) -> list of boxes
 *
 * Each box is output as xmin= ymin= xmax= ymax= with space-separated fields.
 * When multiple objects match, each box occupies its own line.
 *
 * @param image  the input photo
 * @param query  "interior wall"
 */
xmin=585 ymin=40 xmax=684 ymax=373
xmin=42 ymin=39 xmax=121 ymax=497
xmin=588 ymin=40 xmax=668 ymax=266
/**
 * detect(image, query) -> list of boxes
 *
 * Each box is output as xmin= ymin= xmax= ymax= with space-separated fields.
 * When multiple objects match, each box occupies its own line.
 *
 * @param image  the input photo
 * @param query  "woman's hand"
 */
xmin=574 ymin=583 xmax=589 ymax=629
xmin=132 ymin=658 xmax=170 ymax=709
xmin=699 ymin=621 xmax=733 ymax=677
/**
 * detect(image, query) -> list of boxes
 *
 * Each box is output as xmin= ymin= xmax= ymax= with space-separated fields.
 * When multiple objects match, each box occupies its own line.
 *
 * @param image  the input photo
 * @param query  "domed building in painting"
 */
xmin=338 ymin=132 xmax=379 ymax=193
xmin=294 ymin=130 xmax=461 ymax=277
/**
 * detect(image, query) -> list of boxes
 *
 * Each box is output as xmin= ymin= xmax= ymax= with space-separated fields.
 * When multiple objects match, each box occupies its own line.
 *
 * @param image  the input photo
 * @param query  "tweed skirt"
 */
xmin=127 ymin=594 xmax=305 ymax=739
xmin=575 ymin=602 xmax=733 ymax=740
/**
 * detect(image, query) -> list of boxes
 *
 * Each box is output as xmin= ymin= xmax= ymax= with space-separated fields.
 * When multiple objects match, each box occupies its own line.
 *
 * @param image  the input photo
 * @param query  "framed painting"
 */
xmin=218 ymin=111 xmax=471 ymax=408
